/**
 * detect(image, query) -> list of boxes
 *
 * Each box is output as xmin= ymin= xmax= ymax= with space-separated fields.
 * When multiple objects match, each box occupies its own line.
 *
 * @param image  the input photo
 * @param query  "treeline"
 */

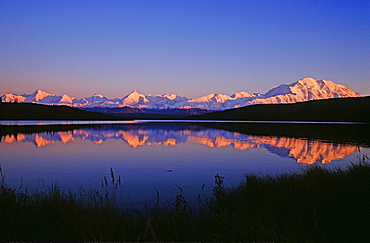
xmin=0 ymin=102 xmax=130 ymax=120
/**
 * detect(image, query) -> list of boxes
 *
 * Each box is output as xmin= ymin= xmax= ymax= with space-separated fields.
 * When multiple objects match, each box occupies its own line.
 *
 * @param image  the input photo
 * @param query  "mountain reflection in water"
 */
xmin=1 ymin=124 xmax=361 ymax=165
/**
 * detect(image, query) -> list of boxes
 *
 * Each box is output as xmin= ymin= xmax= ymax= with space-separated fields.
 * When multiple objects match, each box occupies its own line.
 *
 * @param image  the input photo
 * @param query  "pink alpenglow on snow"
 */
xmin=1 ymin=78 xmax=363 ymax=111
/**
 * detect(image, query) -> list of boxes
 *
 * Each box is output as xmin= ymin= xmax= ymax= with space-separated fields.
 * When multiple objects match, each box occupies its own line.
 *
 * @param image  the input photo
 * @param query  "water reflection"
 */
xmin=1 ymin=124 xmax=361 ymax=164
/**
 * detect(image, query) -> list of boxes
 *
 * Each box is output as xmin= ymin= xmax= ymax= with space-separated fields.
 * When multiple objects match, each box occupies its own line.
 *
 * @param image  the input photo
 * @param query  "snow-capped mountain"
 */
xmin=247 ymin=78 xmax=362 ymax=105
xmin=18 ymin=89 xmax=77 ymax=105
xmin=119 ymin=90 xmax=149 ymax=107
xmin=2 ymin=93 xmax=27 ymax=103
xmin=1 ymin=78 xmax=362 ymax=111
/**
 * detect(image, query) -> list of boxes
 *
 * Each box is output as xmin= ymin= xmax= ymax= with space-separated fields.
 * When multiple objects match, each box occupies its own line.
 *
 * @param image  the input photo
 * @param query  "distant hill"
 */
xmin=83 ymin=106 xmax=210 ymax=119
xmin=0 ymin=102 xmax=130 ymax=120
xmin=189 ymin=96 xmax=370 ymax=122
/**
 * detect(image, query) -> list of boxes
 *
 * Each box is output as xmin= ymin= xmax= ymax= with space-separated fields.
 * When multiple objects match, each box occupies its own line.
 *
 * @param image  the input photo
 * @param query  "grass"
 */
xmin=1 ymin=157 xmax=369 ymax=242
xmin=209 ymin=157 xmax=370 ymax=242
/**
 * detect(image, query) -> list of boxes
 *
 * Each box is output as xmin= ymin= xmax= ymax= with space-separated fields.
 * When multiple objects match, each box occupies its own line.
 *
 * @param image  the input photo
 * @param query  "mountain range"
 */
xmin=1 ymin=78 xmax=362 ymax=111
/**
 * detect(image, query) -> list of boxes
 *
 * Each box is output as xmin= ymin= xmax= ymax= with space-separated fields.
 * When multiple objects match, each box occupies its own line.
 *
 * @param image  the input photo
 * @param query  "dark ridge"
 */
xmin=0 ymin=102 xmax=132 ymax=120
xmin=202 ymin=122 xmax=370 ymax=147
xmin=83 ymin=106 xmax=210 ymax=119
xmin=83 ymin=106 xmax=146 ymax=114
xmin=188 ymin=96 xmax=370 ymax=122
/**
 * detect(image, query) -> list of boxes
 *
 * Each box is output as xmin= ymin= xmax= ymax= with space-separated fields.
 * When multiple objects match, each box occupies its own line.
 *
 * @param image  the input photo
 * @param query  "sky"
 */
xmin=1 ymin=0 xmax=369 ymax=98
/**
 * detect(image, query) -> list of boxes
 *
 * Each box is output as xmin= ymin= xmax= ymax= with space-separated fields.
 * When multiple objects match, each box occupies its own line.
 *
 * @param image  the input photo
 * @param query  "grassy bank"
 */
xmin=1 ymin=159 xmax=369 ymax=242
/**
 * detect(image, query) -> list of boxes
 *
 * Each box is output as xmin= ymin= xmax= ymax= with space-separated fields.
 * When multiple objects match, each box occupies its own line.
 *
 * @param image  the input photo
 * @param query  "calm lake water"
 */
xmin=1 ymin=121 xmax=369 ymax=210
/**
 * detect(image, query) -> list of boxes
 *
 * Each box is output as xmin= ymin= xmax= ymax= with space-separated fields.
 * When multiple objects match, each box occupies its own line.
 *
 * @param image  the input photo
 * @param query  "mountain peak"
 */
xmin=231 ymin=91 xmax=256 ymax=99
xmin=296 ymin=77 xmax=317 ymax=84
xmin=93 ymin=94 xmax=104 ymax=98
xmin=33 ymin=89 xmax=47 ymax=93
xmin=60 ymin=94 xmax=75 ymax=103
xmin=160 ymin=93 xmax=178 ymax=100
xmin=32 ymin=89 xmax=51 ymax=96
xmin=188 ymin=93 xmax=233 ymax=103
xmin=120 ymin=90 xmax=148 ymax=106
xmin=26 ymin=89 xmax=54 ymax=102
xmin=85 ymin=93 xmax=108 ymax=103
xmin=261 ymin=77 xmax=362 ymax=104
xmin=125 ymin=90 xmax=145 ymax=98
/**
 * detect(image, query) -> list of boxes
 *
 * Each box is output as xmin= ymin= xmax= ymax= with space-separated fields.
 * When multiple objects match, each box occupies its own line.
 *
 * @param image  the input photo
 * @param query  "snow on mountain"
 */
xmin=119 ymin=91 xmax=149 ymax=107
xmin=37 ymin=95 xmax=63 ymax=104
xmin=1 ymin=78 xmax=363 ymax=111
xmin=81 ymin=94 xmax=115 ymax=107
xmin=157 ymin=93 xmax=182 ymax=100
xmin=59 ymin=94 xmax=75 ymax=103
xmin=184 ymin=92 xmax=262 ymax=110
xmin=145 ymin=93 xmax=188 ymax=109
xmin=263 ymin=83 xmax=293 ymax=98
xmin=25 ymin=89 xmax=54 ymax=102
xmin=184 ymin=93 xmax=236 ymax=110
xmin=71 ymin=98 xmax=89 ymax=107
xmin=231 ymin=91 xmax=259 ymax=99
xmin=248 ymin=78 xmax=362 ymax=106
xmin=85 ymin=94 xmax=108 ymax=103
xmin=188 ymin=93 xmax=233 ymax=103
xmin=2 ymin=93 xmax=27 ymax=103
xmin=21 ymin=89 xmax=77 ymax=105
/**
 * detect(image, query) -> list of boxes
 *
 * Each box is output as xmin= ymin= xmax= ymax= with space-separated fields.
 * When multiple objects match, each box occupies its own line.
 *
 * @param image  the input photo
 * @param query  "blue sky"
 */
xmin=1 ymin=0 xmax=369 ymax=98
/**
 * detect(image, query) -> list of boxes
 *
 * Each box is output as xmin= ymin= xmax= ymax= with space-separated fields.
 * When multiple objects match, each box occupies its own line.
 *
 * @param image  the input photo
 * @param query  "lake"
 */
xmin=1 ymin=121 xmax=369 ymax=210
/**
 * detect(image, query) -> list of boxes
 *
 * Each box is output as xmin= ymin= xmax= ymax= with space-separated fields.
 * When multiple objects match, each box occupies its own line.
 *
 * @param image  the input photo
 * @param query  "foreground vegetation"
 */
xmin=1 ymin=158 xmax=369 ymax=242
